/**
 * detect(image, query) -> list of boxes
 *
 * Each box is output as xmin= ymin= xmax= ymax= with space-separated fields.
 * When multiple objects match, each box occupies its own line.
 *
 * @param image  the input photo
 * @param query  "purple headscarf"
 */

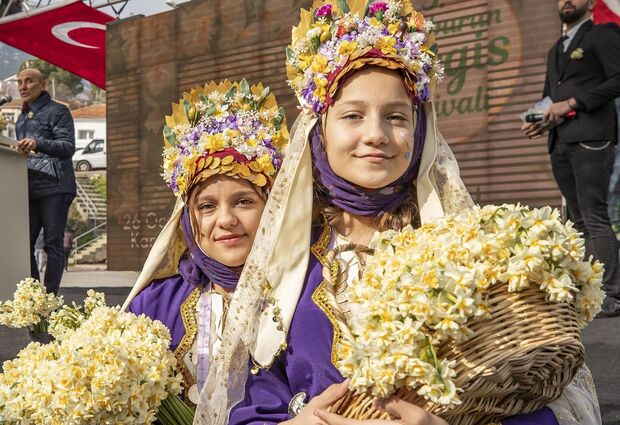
xmin=311 ymin=107 xmax=426 ymax=217
xmin=178 ymin=207 xmax=240 ymax=291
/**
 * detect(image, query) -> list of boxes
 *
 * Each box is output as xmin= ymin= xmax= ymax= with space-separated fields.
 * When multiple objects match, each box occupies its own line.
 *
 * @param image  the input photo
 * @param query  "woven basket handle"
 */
xmin=323 ymin=243 xmax=375 ymax=264
xmin=322 ymin=243 xmax=377 ymax=414
xmin=320 ymin=243 xmax=375 ymax=343
xmin=322 ymin=243 xmax=374 ymax=294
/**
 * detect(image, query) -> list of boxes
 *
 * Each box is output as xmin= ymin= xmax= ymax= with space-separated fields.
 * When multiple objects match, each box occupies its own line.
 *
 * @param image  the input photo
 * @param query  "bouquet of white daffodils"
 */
xmin=332 ymin=204 xmax=604 ymax=421
xmin=0 ymin=305 xmax=193 ymax=425
xmin=47 ymin=289 xmax=106 ymax=341
xmin=0 ymin=277 xmax=63 ymax=333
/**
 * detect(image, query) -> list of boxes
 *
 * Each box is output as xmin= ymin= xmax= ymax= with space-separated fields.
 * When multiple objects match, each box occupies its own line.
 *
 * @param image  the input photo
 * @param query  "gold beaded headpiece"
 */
xmin=286 ymin=0 xmax=443 ymax=115
xmin=162 ymin=80 xmax=288 ymax=198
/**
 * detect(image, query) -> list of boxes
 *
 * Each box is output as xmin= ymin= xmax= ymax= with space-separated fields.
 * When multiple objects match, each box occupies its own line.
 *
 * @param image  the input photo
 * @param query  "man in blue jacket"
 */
xmin=16 ymin=68 xmax=76 ymax=295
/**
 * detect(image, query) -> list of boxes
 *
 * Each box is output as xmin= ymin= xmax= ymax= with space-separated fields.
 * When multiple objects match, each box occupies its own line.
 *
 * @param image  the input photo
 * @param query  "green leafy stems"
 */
xmin=156 ymin=393 xmax=195 ymax=425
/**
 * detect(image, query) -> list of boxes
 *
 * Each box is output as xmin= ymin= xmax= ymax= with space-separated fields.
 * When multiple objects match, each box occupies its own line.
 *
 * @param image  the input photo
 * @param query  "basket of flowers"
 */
xmin=326 ymin=204 xmax=604 ymax=425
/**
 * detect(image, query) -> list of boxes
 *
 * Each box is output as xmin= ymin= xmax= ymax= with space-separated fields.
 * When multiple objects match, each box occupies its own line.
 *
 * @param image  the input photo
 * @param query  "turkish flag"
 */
xmin=0 ymin=0 xmax=113 ymax=88
xmin=593 ymin=0 xmax=620 ymax=25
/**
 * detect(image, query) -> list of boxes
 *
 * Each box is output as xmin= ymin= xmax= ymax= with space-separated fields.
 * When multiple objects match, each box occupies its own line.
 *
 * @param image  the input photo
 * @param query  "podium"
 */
xmin=0 ymin=136 xmax=30 ymax=301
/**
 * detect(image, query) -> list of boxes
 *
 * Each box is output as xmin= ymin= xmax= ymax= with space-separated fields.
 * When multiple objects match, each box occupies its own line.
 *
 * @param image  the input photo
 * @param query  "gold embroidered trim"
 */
xmin=312 ymin=281 xmax=343 ymax=366
xmin=250 ymin=338 xmax=290 ymax=375
xmin=175 ymin=287 xmax=201 ymax=400
xmin=310 ymin=223 xmax=343 ymax=366
xmin=311 ymin=222 xmax=331 ymax=268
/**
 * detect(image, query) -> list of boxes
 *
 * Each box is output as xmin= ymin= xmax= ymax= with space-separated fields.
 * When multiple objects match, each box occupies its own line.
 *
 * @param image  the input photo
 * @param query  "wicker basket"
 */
xmin=325 ymin=244 xmax=585 ymax=425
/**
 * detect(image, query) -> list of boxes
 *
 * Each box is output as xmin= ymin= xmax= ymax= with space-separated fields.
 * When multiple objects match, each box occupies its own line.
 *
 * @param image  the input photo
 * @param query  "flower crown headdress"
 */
xmin=162 ymin=80 xmax=288 ymax=198
xmin=286 ymin=0 xmax=443 ymax=115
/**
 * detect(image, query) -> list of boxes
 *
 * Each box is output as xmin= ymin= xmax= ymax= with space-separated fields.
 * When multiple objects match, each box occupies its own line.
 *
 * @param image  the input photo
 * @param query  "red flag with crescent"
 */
xmin=0 ymin=0 xmax=113 ymax=88
xmin=593 ymin=0 xmax=620 ymax=25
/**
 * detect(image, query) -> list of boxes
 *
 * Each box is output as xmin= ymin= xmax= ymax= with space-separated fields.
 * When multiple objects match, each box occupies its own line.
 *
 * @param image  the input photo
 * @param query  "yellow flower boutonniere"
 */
xmin=570 ymin=48 xmax=584 ymax=60
xmin=27 ymin=111 xmax=34 ymax=119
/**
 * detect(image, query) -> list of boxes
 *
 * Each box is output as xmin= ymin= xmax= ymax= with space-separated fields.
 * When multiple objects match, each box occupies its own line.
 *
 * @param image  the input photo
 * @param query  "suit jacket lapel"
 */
xmin=549 ymin=38 xmax=561 ymax=78
xmin=552 ymin=38 xmax=563 ymax=77
xmin=559 ymin=20 xmax=592 ymax=80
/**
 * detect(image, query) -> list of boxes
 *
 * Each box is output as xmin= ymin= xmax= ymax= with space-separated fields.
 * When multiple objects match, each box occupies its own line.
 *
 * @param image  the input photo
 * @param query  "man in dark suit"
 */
xmin=522 ymin=0 xmax=620 ymax=317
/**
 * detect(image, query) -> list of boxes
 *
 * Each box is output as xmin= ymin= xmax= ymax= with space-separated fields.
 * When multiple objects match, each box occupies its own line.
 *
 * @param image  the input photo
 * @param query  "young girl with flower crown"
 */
xmin=121 ymin=80 xmax=288 ymax=405
xmin=194 ymin=2 xmax=602 ymax=425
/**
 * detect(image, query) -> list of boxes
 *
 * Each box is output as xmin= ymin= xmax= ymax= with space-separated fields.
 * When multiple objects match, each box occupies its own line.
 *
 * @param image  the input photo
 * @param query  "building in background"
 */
xmin=0 ymin=75 xmax=19 ymax=138
xmin=105 ymin=0 xmax=563 ymax=270
xmin=71 ymin=103 xmax=106 ymax=149
xmin=0 ymin=98 xmax=21 ymax=138
xmin=0 ymin=74 xmax=18 ymax=98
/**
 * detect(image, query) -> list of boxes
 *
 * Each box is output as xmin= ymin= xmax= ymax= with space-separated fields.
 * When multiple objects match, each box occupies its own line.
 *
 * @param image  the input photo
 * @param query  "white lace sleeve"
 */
xmin=548 ymin=365 xmax=602 ymax=425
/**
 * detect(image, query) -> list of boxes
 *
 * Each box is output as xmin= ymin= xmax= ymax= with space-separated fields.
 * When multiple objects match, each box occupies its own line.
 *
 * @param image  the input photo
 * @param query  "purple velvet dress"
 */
xmin=128 ymin=208 xmax=243 ymax=399
xmin=229 ymin=226 xmax=560 ymax=425
xmin=128 ymin=268 xmax=203 ymax=401
xmin=127 ymin=273 xmax=195 ymax=352
xmin=127 ymin=208 xmax=239 ymax=352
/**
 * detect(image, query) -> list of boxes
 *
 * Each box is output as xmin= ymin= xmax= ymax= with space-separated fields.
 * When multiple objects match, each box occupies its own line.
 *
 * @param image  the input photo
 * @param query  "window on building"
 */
xmin=2 ymin=113 xmax=15 ymax=122
xmin=78 ymin=130 xmax=95 ymax=140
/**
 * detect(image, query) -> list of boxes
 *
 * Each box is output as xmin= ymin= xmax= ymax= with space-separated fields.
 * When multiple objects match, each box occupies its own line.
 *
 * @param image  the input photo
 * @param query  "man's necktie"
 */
xmin=558 ymin=34 xmax=569 ymax=55
xmin=556 ymin=35 xmax=569 ymax=74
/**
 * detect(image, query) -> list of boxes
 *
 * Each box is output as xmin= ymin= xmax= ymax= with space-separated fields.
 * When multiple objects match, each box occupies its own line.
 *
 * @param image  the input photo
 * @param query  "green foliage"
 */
xmin=90 ymin=175 xmax=107 ymax=199
xmin=89 ymin=85 xmax=106 ymax=103
xmin=0 ymin=115 xmax=7 ymax=132
xmin=67 ymin=202 xmax=90 ymax=237
xmin=19 ymin=59 xmax=84 ymax=98
xmin=163 ymin=125 xmax=177 ymax=147
xmin=336 ymin=0 xmax=350 ymax=14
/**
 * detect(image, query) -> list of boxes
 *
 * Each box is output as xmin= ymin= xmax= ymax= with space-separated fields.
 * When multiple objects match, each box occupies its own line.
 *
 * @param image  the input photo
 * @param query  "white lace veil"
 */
xmin=193 ymin=100 xmax=474 ymax=424
xmin=548 ymin=364 xmax=602 ymax=425
xmin=193 ymin=101 xmax=601 ymax=425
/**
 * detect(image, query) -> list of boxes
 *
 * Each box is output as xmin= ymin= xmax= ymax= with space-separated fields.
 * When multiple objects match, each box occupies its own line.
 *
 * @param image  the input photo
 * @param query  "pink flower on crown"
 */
xmin=315 ymin=3 xmax=333 ymax=18
xmin=369 ymin=1 xmax=388 ymax=17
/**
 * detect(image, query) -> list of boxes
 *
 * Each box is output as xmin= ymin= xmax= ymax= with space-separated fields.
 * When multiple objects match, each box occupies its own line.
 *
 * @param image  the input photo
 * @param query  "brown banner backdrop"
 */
xmin=106 ymin=0 xmax=561 ymax=270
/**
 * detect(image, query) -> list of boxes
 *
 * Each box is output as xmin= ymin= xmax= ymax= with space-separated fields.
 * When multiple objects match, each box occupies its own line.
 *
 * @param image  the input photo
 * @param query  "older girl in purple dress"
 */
xmin=196 ymin=2 xmax=602 ymax=425
xmin=121 ymin=79 xmax=288 ymax=405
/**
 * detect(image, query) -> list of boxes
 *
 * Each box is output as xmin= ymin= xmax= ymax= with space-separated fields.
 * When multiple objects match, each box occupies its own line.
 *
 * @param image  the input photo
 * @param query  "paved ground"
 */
xmin=1 ymin=270 xmax=619 ymax=423
xmin=582 ymin=314 xmax=620 ymax=425
xmin=60 ymin=263 xmax=139 ymax=287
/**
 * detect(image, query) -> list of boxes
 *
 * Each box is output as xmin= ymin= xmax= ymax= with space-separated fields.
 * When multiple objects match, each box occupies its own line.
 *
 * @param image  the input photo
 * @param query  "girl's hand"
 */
xmin=281 ymin=380 xmax=349 ymax=425
xmin=313 ymin=396 xmax=449 ymax=425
